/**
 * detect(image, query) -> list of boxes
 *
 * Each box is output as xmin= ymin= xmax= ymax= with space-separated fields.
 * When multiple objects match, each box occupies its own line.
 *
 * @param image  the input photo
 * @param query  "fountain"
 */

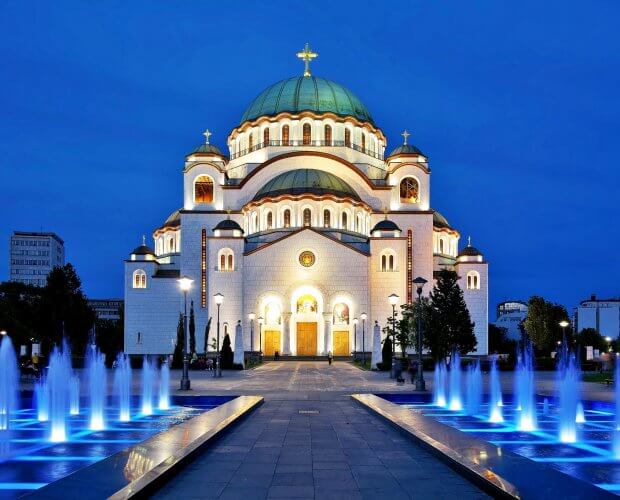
xmin=0 ymin=335 xmax=18 ymax=431
xmin=433 ymin=361 xmax=447 ymax=407
xmin=515 ymin=341 xmax=537 ymax=431
xmin=576 ymin=402 xmax=585 ymax=423
xmin=542 ymin=398 xmax=550 ymax=416
xmin=141 ymin=356 xmax=154 ymax=415
xmin=48 ymin=344 xmax=72 ymax=442
xmin=69 ymin=375 xmax=80 ymax=415
xmin=158 ymin=361 xmax=170 ymax=410
xmin=558 ymin=344 xmax=580 ymax=443
xmin=87 ymin=345 xmax=106 ymax=430
xmin=613 ymin=356 xmax=620 ymax=458
xmin=488 ymin=357 xmax=503 ymax=422
xmin=465 ymin=359 xmax=482 ymax=416
xmin=35 ymin=377 xmax=49 ymax=422
xmin=114 ymin=353 xmax=132 ymax=421
xmin=448 ymin=351 xmax=462 ymax=411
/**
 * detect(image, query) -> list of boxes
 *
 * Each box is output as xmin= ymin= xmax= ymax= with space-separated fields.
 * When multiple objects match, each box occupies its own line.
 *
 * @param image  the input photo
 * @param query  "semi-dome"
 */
xmin=458 ymin=245 xmax=483 ymax=257
xmin=253 ymin=169 xmax=361 ymax=202
xmin=188 ymin=143 xmax=225 ymax=157
xmin=213 ymin=219 xmax=244 ymax=233
xmin=131 ymin=244 xmax=155 ymax=256
xmin=371 ymin=219 xmax=401 ymax=233
xmin=240 ymin=76 xmax=374 ymax=125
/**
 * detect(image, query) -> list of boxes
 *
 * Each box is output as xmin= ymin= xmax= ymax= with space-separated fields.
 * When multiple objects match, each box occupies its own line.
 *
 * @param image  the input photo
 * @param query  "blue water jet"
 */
xmin=0 ymin=335 xmax=18 ymax=431
xmin=114 ymin=353 xmax=131 ymax=421
xmin=448 ymin=351 xmax=462 ymax=411
xmin=465 ymin=359 xmax=482 ymax=416
xmin=433 ymin=360 xmax=447 ymax=407
xmin=488 ymin=357 xmax=503 ymax=423
xmin=87 ymin=345 xmax=106 ymax=430
xmin=515 ymin=341 xmax=537 ymax=431
xmin=158 ymin=361 xmax=170 ymax=410
xmin=141 ymin=356 xmax=154 ymax=415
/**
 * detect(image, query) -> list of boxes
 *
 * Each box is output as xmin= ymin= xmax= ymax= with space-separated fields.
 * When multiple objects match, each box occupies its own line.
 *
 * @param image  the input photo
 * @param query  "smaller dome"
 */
xmin=458 ymin=244 xmax=483 ymax=257
xmin=371 ymin=219 xmax=401 ymax=233
xmin=213 ymin=219 xmax=244 ymax=233
xmin=131 ymin=245 xmax=155 ymax=256
xmin=433 ymin=211 xmax=453 ymax=230
xmin=253 ymin=169 xmax=360 ymax=202
xmin=188 ymin=143 xmax=226 ymax=157
xmin=388 ymin=144 xmax=424 ymax=157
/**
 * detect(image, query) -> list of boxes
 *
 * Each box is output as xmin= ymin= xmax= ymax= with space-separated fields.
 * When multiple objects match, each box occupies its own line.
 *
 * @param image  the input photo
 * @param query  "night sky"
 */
xmin=2 ymin=1 xmax=619 ymax=316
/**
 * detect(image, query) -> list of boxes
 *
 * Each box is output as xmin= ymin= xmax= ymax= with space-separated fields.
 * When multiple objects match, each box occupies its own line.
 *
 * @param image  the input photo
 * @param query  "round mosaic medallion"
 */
xmin=298 ymin=251 xmax=316 ymax=267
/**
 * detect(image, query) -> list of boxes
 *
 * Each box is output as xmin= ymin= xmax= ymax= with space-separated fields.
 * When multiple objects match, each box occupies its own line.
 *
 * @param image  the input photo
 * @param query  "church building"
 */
xmin=124 ymin=45 xmax=489 ymax=359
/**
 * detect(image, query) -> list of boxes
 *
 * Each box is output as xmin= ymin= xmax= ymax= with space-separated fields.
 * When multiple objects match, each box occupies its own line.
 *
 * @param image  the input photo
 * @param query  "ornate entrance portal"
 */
xmin=296 ymin=322 xmax=317 ymax=355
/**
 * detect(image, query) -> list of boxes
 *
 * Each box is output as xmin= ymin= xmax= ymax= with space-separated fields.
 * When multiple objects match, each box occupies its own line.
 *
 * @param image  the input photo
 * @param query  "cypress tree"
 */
xmin=189 ymin=300 xmax=196 ymax=354
xmin=172 ymin=313 xmax=183 ymax=368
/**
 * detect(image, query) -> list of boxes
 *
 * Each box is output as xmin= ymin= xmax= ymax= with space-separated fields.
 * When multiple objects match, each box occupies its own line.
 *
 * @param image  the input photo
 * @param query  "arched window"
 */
xmin=303 ymin=123 xmax=311 ymax=145
xmin=361 ymin=133 xmax=366 ymax=151
xmin=263 ymin=128 xmax=269 ymax=145
xmin=194 ymin=175 xmax=214 ymax=204
xmin=265 ymin=301 xmax=281 ymax=325
xmin=333 ymin=303 xmax=349 ymax=325
xmin=157 ymin=237 xmax=164 ymax=255
xmin=324 ymin=125 xmax=332 ymax=146
xmin=400 ymin=177 xmax=419 ymax=203
xmin=248 ymin=133 xmax=254 ymax=150
xmin=303 ymin=208 xmax=311 ymax=227
xmin=467 ymin=271 xmax=480 ymax=290
xmin=380 ymin=250 xmax=396 ymax=272
xmin=168 ymin=237 xmax=175 ymax=253
xmin=133 ymin=269 xmax=147 ymax=288
xmin=356 ymin=213 xmax=363 ymax=233
xmin=218 ymin=249 xmax=234 ymax=271
xmin=266 ymin=211 xmax=273 ymax=229
xmin=296 ymin=294 xmax=317 ymax=314
xmin=283 ymin=209 xmax=291 ymax=228
xmin=282 ymin=125 xmax=290 ymax=146
xmin=323 ymin=209 xmax=331 ymax=228
xmin=344 ymin=129 xmax=351 ymax=147
xmin=251 ymin=212 xmax=258 ymax=233
xmin=439 ymin=238 xmax=445 ymax=254
xmin=341 ymin=211 xmax=348 ymax=229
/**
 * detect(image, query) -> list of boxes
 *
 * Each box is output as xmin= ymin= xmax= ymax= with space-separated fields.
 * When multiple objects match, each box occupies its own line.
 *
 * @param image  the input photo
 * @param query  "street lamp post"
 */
xmin=606 ymin=336 xmax=613 ymax=352
xmin=388 ymin=294 xmax=399 ymax=379
xmin=177 ymin=276 xmax=194 ymax=390
xmin=559 ymin=320 xmax=569 ymax=344
xmin=353 ymin=318 xmax=358 ymax=359
xmin=258 ymin=316 xmax=264 ymax=363
xmin=248 ymin=313 xmax=255 ymax=354
xmin=213 ymin=293 xmax=224 ymax=378
xmin=413 ymin=277 xmax=427 ymax=391
xmin=361 ymin=313 xmax=367 ymax=368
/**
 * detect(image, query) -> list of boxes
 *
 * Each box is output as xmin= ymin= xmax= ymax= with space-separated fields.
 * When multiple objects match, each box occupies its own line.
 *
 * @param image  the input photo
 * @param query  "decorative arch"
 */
xmin=194 ymin=175 xmax=214 ymax=204
xmin=379 ymin=249 xmax=396 ymax=272
xmin=133 ymin=269 xmax=147 ymax=289
xmin=400 ymin=176 xmax=419 ymax=203
xmin=218 ymin=248 xmax=235 ymax=271
xmin=467 ymin=270 xmax=481 ymax=290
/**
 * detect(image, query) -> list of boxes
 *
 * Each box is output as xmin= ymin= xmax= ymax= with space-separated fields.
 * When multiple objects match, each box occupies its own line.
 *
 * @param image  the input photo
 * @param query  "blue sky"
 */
xmin=1 ymin=0 xmax=618 ymax=315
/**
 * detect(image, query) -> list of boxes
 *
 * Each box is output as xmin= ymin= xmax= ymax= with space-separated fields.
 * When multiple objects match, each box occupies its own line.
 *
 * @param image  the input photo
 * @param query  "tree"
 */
xmin=523 ymin=296 xmax=571 ymax=353
xmin=221 ymin=333 xmax=233 ymax=369
xmin=426 ymin=269 xmax=476 ymax=359
xmin=171 ymin=313 xmax=183 ymax=368
xmin=396 ymin=297 xmax=431 ymax=357
xmin=488 ymin=324 xmax=516 ymax=354
xmin=95 ymin=308 xmax=124 ymax=366
xmin=203 ymin=317 xmax=212 ymax=353
xmin=38 ymin=264 xmax=95 ymax=356
xmin=574 ymin=327 xmax=606 ymax=360
xmin=189 ymin=301 xmax=196 ymax=354
xmin=0 ymin=281 xmax=42 ymax=350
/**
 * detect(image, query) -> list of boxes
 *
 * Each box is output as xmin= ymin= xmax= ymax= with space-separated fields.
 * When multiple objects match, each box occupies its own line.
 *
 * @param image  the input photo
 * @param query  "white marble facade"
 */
xmin=124 ymin=54 xmax=489 ymax=358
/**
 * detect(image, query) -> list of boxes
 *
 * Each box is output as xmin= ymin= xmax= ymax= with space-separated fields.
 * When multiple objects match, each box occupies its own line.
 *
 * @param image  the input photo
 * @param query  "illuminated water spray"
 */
xmin=558 ymin=342 xmax=579 ymax=443
xmin=87 ymin=345 xmax=106 ymax=430
xmin=158 ymin=362 xmax=170 ymax=410
xmin=488 ymin=358 xmax=503 ymax=423
xmin=433 ymin=361 xmax=447 ymax=407
xmin=448 ymin=351 xmax=462 ymax=411
xmin=0 ymin=335 xmax=18 ymax=431
xmin=465 ymin=359 xmax=482 ymax=416
xmin=48 ymin=344 xmax=72 ymax=442
xmin=141 ymin=356 xmax=154 ymax=415
xmin=515 ymin=341 xmax=537 ymax=432
xmin=114 ymin=353 xmax=132 ymax=421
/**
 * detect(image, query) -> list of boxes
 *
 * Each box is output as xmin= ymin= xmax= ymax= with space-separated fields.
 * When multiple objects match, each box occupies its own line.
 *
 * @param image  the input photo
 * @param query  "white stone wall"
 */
xmin=456 ymin=262 xmax=489 ymax=355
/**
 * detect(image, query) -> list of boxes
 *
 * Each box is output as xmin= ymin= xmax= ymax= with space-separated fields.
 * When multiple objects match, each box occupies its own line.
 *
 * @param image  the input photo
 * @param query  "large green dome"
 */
xmin=253 ymin=169 xmax=360 ymax=202
xmin=240 ymin=76 xmax=374 ymax=125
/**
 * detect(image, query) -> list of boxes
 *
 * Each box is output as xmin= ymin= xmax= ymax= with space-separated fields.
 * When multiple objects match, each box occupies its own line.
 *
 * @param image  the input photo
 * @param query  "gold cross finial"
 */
xmin=401 ymin=130 xmax=410 ymax=145
xmin=203 ymin=129 xmax=212 ymax=144
xmin=142 ymin=234 xmax=146 ymax=246
xmin=467 ymin=235 xmax=472 ymax=246
xmin=296 ymin=43 xmax=318 ymax=77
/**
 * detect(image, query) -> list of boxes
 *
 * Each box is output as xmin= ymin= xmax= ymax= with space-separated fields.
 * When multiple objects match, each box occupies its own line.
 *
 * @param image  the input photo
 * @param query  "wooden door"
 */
xmin=264 ymin=330 xmax=281 ymax=356
xmin=296 ymin=322 xmax=317 ymax=355
xmin=333 ymin=331 xmax=350 ymax=356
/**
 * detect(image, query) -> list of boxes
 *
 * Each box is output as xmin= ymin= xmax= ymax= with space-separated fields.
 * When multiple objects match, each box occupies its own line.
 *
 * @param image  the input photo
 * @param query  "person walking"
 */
xmin=327 ymin=351 xmax=333 ymax=365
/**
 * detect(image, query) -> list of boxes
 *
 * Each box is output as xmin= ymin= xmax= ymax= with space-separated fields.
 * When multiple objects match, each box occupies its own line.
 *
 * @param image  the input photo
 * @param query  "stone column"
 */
xmin=282 ymin=313 xmax=291 ymax=355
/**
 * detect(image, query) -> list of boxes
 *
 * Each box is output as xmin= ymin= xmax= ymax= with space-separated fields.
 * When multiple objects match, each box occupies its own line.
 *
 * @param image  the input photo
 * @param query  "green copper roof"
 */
xmin=241 ymin=76 xmax=374 ymax=125
xmin=253 ymin=169 xmax=360 ymax=202
xmin=388 ymin=144 xmax=424 ymax=157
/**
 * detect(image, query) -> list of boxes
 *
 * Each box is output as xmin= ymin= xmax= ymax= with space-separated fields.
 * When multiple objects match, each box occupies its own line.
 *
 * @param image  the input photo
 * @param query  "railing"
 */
xmin=229 ymin=140 xmax=384 ymax=161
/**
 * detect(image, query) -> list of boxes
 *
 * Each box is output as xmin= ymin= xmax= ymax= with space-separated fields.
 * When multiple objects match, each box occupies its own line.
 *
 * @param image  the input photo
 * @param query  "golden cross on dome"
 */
xmin=296 ymin=43 xmax=318 ymax=77
xmin=401 ymin=130 xmax=410 ymax=145
xmin=203 ymin=129 xmax=212 ymax=144
xmin=467 ymin=235 xmax=472 ymax=246
xmin=142 ymin=234 xmax=146 ymax=246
